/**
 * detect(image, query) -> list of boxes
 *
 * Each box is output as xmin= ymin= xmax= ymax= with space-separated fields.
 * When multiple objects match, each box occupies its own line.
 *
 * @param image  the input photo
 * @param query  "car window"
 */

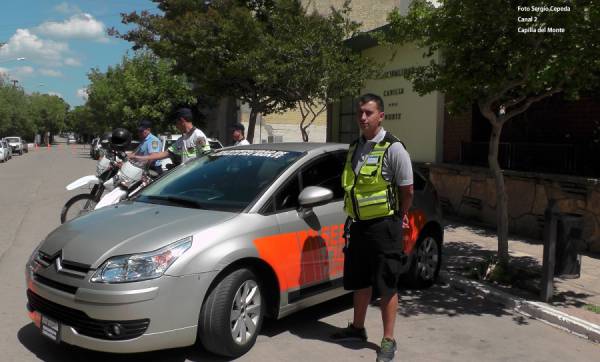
xmin=413 ymin=170 xmax=427 ymax=191
xmin=300 ymin=151 xmax=345 ymax=199
xmin=268 ymin=151 xmax=346 ymax=213
xmin=137 ymin=149 xmax=302 ymax=212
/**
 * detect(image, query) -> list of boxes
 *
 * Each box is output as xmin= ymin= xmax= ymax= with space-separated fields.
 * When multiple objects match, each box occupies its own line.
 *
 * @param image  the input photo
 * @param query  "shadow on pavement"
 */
xmin=263 ymin=293 xmax=379 ymax=352
xmin=396 ymin=283 xmax=511 ymax=319
xmin=17 ymin=280 xmax=538 ymax=361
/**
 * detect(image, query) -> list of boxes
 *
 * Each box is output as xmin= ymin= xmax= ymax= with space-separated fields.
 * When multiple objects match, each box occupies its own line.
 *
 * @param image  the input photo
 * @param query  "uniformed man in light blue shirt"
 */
xmin=136 ymin=120 xmax=163 ymax=174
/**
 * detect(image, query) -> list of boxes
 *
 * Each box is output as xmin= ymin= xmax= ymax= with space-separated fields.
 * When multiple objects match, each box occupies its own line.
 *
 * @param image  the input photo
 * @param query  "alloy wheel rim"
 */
xmin=230 ymin=280 xmax=262 ymax=345
xmin=417 ymin=236 xmax=439 ymax=280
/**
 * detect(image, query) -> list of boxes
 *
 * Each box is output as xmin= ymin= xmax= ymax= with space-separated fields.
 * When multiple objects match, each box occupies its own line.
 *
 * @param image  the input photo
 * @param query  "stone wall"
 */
xmin=428 ymin=163 xmax=600 ymax=252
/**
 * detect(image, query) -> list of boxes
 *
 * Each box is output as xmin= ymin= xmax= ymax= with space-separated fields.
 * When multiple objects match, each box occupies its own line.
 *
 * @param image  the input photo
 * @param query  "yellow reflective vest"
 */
xmin=342 ymin=135 xmax=401 ymax=221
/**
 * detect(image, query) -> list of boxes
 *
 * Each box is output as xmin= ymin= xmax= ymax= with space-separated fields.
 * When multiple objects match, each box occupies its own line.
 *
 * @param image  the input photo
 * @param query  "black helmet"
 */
xmin=100 ymin=131 xmax=112 ymax=149
xmin=111 ymin=128 xmax=131 ymax=149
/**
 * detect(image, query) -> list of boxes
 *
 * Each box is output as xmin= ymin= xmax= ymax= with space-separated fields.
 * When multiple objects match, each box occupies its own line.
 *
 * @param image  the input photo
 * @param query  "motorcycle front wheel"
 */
xmin=61 ymin=194 xmax=98 ymax=224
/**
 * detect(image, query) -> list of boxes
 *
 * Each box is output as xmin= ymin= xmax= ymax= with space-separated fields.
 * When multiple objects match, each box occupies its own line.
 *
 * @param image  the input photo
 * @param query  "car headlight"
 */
xmin=90 ymin=236 xmax=192 ymax=283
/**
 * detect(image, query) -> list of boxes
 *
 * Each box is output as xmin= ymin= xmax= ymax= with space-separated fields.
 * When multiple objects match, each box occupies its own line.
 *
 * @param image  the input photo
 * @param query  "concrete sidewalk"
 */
xmin=442 ymin=221 xmax=600 ymax=334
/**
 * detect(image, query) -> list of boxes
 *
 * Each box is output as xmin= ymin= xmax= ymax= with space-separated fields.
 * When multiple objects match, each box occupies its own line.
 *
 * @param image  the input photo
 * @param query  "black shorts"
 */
xmin=343 ymin=216 xmax=406 ymax=298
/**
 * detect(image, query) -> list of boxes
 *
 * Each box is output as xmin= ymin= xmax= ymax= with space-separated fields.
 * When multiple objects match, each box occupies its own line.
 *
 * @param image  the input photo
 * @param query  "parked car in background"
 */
xmin=5 ymin=137 xmax=23 ymax=155
xmin=67 ymin=135 xmax=77 ymax=145
xmin=0 ymin=140 xmax=9 ymax=162
xmin=25 ymin=143 xmax=443 ymax=357
xmin=1 ymin=139 xmax=12 ymax=160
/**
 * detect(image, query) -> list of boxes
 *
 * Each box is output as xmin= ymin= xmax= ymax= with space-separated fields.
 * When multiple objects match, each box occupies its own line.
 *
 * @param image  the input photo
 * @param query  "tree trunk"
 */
xmin=300 ymin=125 xmax=309 ymax=142
xmin=488 ymin=122 xmax=510 ymax=267
xmin=247 ymin=108 xmax=258 ymax=144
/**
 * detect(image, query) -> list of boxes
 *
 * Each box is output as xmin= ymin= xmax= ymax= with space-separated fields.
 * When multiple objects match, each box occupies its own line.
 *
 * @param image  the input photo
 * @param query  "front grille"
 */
xmin=27 ymin=290 xmax=150 ymax=340
xmin=61 ymin=260 xmax=91 ymax=274
xmin=34 ymin=274 xmax=78 ymax=294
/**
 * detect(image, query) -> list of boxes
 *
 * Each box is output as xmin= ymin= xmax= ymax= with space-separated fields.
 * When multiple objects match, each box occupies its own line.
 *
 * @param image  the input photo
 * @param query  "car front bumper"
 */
xmin=25 ymin=268 xmax=218 ymax=353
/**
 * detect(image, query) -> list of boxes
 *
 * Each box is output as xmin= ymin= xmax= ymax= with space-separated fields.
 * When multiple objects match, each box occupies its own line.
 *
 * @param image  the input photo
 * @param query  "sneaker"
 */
xmin=330 ymin=323 xmax=367 ymax=342
xmin=376 ymin=337 xmax=397 ymax=362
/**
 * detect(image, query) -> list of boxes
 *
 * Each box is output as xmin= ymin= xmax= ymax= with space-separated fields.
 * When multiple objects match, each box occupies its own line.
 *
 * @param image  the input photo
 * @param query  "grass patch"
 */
xmin=585 ymin=304 xmax=600 ymax=314
xmin=462 ymin=257 xmax=541 ymax=294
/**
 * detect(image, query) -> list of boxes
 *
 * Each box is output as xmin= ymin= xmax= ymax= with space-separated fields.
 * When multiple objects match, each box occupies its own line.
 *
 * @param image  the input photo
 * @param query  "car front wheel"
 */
xmin=198 ymin=268 xmax=264 ymax=357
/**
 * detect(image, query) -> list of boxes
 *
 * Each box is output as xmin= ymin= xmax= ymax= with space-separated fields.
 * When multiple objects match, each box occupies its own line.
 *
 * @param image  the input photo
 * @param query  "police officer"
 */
xmin=130 ymin=108 xmax=209 ymax=167
xmin=331 ymin=93 xmax=413 ymax=362
xmin=134 ymin=120 xmax=163 ymax=174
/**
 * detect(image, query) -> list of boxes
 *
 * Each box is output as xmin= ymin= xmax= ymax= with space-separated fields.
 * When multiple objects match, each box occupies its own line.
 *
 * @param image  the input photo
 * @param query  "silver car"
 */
xmin=25 ymin=143 xmax=443 ymax=357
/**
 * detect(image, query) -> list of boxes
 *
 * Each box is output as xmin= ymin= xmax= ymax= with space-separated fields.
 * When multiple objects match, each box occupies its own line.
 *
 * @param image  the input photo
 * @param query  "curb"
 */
xmin=439 ymin=271 xmax=600 ymax=343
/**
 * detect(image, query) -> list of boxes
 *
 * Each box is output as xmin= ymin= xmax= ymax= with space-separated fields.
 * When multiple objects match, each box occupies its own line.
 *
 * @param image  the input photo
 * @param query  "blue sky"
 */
xmin=0 ymin=0 xmax=155 ymax=107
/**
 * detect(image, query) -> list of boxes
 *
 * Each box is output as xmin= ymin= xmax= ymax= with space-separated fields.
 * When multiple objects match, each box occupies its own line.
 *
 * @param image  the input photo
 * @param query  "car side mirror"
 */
xmin=297 ymin=186 xmax=333 ymax=217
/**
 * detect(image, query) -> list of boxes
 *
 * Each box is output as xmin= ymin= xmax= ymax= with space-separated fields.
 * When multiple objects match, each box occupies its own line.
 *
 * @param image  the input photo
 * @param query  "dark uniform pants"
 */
xmin=343 ymin=215 xmax=405 ymax=298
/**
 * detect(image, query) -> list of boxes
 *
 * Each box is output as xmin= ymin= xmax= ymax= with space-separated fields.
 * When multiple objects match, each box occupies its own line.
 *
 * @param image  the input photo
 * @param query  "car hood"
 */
xmin=40 ymin=201 xmax=237 ymax=267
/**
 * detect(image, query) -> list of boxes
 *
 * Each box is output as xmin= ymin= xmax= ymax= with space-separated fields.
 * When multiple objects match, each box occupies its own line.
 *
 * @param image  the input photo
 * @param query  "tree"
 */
xmin=29 ymin=93 xmax=70 ymax=143
xmin=385 ymin=0 xmax=600 ymax=266
xmin=85 ymin=51 xmax=196 ymax=134
xmin=116 ymin=0 xmax=376 ymax=143
xmin=289 ymin=2 xmax=377 ymax=141
xmin=0 ymin=76 xmax=30 ymax=138
xmin=66 ymin=105 xmax=97 ymax=140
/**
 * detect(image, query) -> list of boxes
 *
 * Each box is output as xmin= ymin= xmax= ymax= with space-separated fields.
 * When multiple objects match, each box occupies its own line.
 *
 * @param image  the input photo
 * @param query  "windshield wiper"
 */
xmin=144 ymin=195 xmax=205 ymax=209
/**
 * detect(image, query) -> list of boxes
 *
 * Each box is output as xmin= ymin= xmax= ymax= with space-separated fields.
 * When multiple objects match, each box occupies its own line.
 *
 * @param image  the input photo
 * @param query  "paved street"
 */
xmin=0 ymin=143 xmax=598 ymax=361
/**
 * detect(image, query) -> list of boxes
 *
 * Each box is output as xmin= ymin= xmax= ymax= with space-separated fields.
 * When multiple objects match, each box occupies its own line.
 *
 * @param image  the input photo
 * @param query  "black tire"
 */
xmin=198 ymin=268 xmax=265 ymax=357
xmin=404 ymin=231 xmax=442 ymax=289
xmin=61 ymin=194 xmax=97 ymax=224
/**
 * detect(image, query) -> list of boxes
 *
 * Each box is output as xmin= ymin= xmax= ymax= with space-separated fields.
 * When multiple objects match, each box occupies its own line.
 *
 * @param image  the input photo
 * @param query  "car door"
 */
xmin=265 ymin=151 xmax=347 ymax=303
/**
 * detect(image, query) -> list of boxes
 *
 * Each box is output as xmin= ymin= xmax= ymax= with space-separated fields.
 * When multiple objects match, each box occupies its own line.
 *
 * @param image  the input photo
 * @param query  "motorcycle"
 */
xmin=94 ymin=158 xmax=159 ymax=210
xmin=60 ymin=150 xmax=124 ymax=223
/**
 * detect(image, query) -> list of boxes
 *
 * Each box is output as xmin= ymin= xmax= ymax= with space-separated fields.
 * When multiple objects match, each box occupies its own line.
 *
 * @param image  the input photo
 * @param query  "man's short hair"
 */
xmin=231 ymin=123 xmax=245 ymax=133
xmin=358 ymin=93 xmax=384 ymax=112
xmin=174 ymin=107 xmax=193 ymax=122
xmin=137 ymin=119 xmax=152 ymax=131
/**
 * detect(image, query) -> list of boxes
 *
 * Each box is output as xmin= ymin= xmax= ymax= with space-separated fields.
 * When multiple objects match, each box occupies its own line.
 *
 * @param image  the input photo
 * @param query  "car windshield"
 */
xmin=136 ymin=149 xmax=303 ymax=212
xmin=6 ymin=138 xmax=19 ymax=142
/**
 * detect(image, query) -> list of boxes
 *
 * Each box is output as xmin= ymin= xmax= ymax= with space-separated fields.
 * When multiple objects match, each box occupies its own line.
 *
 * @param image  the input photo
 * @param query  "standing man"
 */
xmin=231 ymin=123 xmax=250 ymax=146
xmin=130 ymin=107 xmax=210 ymax=167
xmin=332 ymin=93 xmax=413 ymax=362
xmin=134 ymin=120 xmax=163 ymax=174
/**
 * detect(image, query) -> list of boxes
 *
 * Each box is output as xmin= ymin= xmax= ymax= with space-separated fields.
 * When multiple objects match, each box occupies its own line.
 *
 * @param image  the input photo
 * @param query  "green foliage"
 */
xmin=585 ymin=304 xmax=600 ymax=314
xmin=84 ymin=51 xmax=195 ymax=136
xmin=385 ymin=0 xmax=600 ymax=266
xmin=117 ymin=0 xmax=376 ymax=142
xmin=0 ymin=75 xmax=68 ymax=141
xmin=385 ymin=0 xmax=600 ymax=117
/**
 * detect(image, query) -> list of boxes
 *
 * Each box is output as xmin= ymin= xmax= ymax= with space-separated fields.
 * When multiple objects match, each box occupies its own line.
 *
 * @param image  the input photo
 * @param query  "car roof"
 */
xmin=224 ymin=142 xmax=349 ymax=155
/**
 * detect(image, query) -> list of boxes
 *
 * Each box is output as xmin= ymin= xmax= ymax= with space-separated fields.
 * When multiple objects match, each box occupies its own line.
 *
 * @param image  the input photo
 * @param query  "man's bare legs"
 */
xmin=352 ymin=287 xmax=372 ymax=328
xmin=352 ymin=287 xmax=397 ymax=340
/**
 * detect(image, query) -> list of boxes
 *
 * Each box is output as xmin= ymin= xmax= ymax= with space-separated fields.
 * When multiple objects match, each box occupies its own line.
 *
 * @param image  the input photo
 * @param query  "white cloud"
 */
xmin=54 ymin=2 xmax=81 ymax=14
xmin=35 ymin=13 xmax=108 ymax=42
xmin=0 ymin=65 xmax=35 ymax=81
xmin=0 ymin=29 xmax=70 ymax=66
xmin=64 ymin=57 xmax=82 ymax=66
xmin=39 ymin=68 xmax=63 ymax=77
xmin=76 ymin=88 xmax=88 ymax=100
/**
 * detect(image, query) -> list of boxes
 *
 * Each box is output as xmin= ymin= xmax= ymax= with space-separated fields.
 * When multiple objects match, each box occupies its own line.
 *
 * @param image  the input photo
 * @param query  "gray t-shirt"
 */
xmin=351 ymin=128 xmax=413 ymax=187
